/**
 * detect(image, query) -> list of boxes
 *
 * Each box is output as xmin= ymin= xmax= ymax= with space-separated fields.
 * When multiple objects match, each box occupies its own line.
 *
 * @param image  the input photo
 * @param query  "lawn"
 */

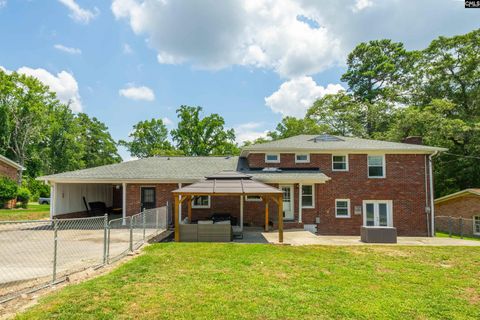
xmin=436 ymin=231 xmax=480 ymax=242
xmin=16 ymin=244 xmax=480 ymax=320
xmin=0 ymin=203 xmax=50 ymax=221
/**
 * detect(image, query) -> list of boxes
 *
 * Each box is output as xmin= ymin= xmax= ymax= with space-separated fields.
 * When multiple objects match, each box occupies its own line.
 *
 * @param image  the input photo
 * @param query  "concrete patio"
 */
xmin=260 ymin=230 xmax=480 ymax=246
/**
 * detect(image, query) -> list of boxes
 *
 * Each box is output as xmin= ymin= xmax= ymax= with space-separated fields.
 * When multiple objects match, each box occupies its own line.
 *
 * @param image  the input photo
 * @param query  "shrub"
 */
xmin=0 ymin=177 xmax=18 ymax=207
xmin=17 ymin=187 xmax=31 ymax=208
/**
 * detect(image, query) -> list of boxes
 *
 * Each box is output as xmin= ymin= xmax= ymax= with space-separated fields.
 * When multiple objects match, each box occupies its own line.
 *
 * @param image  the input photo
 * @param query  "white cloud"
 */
xmin=162 ymin=117 xmax=173 ymax=126
xmin=10 ymin=66 xmax=83 ymax=112
xmin=58 ymin=0 xmax=99 ymax=24
xmin=111 ymin=0 xmax=342 ymax=78
xmin=54 ymin=44 xmax=82 ymax=55
xmin=352 ymin=0 xmax=374 ymax=12
xmin=111 ymin=0 xmax=479 ymax=78
xmin=265 ymin=76 xmax=344 ymax=117
xmin=0 ymin=1 xmax=7 ymax=9
xmin=234 ymin=122 xmax=268 ymax=144
xmin=119 ymin=85 xmax=155 ymax=101
xmin=123 ymin=43 xmax=133 ymax=54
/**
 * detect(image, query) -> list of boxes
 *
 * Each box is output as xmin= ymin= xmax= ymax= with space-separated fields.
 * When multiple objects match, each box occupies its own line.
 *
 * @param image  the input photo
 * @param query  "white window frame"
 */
xmin=335 ymin=199 xmax=351 ymax=218
xmin=295 ymin=153 xmax=310 ymax=164
xmin=367 ymin=154 xmax=386 ymax=178
xmin=192 ymin=195 xmax=211 ymax=209
xmin=332 ymin=154 xmax=349 ymax=171
xmin=301 ymin=184 xmax=315 ymax=209
xmin=245 ymin=195 xmax=262 ymax=202
xmin=474 ymin=216 xmax=480 ymax=236
xmin=362 ymin=200 xmax=393 ymax=227
xmin=265 ymin=153 xmax=280 ymax=163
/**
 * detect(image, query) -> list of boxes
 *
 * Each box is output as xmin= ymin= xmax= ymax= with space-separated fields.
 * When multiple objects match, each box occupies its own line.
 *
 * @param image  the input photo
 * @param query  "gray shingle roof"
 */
xmin=39 ymin=156 xmax=239 ymax=182
xmin=240 ymin=134 xmax=447 ymax=156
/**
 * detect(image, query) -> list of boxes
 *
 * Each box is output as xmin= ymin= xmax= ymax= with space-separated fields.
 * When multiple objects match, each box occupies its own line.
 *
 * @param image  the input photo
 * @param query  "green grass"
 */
xmin=17 ymin=244 xmax=480 ymax=319
xmin=436 ymin=231 xmax=480 ymax=242
xmin=0 ymin=203 xmax=50 ymax=221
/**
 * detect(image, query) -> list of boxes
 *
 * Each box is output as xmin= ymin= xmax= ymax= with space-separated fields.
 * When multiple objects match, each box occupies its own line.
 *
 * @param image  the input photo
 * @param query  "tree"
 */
xmin=341 ymin=39 xmax=411 ymax=103
xmin=267 ymin=117 xmax=323 ymax=140
xmin=119 ymin=118 xmax=175 ymax=158
xmin=76 ymin=113 xmax=122 ymax=168
xmin=306 ymin=92 xmax=395 ymax=138
xmin=171 ymin=106 xmax=239 ymax=156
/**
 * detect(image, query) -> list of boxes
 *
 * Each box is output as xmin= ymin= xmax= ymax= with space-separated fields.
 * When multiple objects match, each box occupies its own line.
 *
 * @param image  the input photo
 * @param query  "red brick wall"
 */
xmin=122 ymin=153 xmax=431 ymax=236
xmin=436 ymin=196 xmax=480 ymax=220
xmin=0 ymin=160 xmax=19 ymax=181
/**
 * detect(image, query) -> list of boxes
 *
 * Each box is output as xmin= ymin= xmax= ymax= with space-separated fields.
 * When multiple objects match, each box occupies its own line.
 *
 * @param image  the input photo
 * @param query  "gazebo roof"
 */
xmin=172 ymin=171 xmax=282 ymax=195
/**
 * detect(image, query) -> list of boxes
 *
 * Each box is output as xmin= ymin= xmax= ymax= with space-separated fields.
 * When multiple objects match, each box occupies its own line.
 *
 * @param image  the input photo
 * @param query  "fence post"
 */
xmin=52 ymin=219 xmax=58 ymax=284
xmin=103 ymin=214 xmax=108 ymax=265
xmin=448 ymin=217 xmax=452 ymax=238
xmin=142 ymin=210 xmax=146 ymax=242
xmin=460 ymin=218 xmax=463 ymax=239
xmin=156 ymin=208 xmax=159 ymax=233
xmin=106 ymin=220 xmax=111 ymax=264
xmin=129 ymin=216 xmax=133 ymax=252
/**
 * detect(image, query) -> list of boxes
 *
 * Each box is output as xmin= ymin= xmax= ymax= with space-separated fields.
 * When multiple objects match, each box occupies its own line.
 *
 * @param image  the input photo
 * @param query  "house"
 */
xmin=38 ymin=134 xmax=446 ymax=237
xmin=0 ymin=154 xmax=24 ymax=208
xmin=435 ymin=189 xmax=480 ymax=236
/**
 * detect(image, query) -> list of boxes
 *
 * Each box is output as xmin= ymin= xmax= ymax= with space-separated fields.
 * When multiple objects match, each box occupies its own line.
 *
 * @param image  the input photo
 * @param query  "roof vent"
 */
xmin=310 ymin=134 xmax=344 ymax=142
xmin=262 ymin=167 xmax=282 ymax=172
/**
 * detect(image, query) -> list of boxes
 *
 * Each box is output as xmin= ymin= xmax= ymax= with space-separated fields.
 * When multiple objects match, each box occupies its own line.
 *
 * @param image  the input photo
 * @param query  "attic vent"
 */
xmin=262 ymin=167 xmax=282 ymax=172
xmin=310 ymin=134 xmax=344 ymax=142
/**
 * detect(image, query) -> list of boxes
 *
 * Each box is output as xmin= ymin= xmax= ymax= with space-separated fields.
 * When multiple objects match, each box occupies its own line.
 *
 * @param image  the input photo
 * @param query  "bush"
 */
xmin=0 ymin=177 xmax=18 ymax=207
xmin=23 ymin=177 xmax=50 ymax=201
xmin=17 ymin=187 xmax=31 ymax=208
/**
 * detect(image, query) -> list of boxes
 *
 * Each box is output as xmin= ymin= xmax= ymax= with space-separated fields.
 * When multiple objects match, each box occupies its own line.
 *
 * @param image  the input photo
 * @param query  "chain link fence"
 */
xmin=0 ymin=206 xmax=168 ymax=303
xmin=435 ymin=215 xmax=480 ymax=238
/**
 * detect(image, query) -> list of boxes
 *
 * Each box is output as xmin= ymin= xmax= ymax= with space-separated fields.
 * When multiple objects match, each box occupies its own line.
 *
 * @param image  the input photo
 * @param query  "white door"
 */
xmin=363 ymin=201 xmax=392 ymax=227
xmin=280 ymin=185 xmax=294 ymax=220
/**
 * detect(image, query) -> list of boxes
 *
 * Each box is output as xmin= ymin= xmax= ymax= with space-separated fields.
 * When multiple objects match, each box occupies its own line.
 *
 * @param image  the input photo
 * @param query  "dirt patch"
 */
xmin=369 ymin=247 xmax=413 ymax=257
xmin=463 ymin=287 xmax=480 ymax=305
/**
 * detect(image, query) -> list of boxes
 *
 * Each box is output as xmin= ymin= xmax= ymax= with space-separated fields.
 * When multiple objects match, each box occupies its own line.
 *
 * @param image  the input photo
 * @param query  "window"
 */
xmin=332 ymin=155 xmax=348 ymax=171
xmin=368 ymin=155 xmax=385 ymax=178
xmin=301 ymin=185 xmax=314 ymax=208
xmin=265 ymin=154 xmax=280 ymax=163
xmin=474 ymin=216 xmax=480 ymax=235
xmin=246 ymin=195 xmax=262 ymax=202
xmin=192 ymin=196 xmax=210 ymax=208
xmin=335 ymin=199 xmax=350 ymax=218
xmin=295 ymin=154 xmax=310 ymax=163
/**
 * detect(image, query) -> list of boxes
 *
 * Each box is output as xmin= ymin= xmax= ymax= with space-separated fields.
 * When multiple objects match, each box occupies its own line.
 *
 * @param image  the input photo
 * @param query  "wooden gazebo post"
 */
xmin=174 ymin=194 xmax=179 ymax=242
xmin=278 ymin=194 xmax=283 ymax=243
xmin=264 ymin=196 xmax=269 ymax=232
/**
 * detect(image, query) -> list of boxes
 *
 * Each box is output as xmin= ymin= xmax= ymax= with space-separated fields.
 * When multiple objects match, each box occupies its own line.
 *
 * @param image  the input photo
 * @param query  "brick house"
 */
xmin=39 ymin=134 xmax=446 ymax=236
xmin=0 ymin=154 xmax=24 ymax=208
xmin=435 ymin=189 xmax=480 ymax=236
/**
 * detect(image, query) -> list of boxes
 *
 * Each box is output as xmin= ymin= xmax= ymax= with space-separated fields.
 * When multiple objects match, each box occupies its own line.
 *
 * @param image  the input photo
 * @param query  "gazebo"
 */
xmin=172 ymin=171 xmax=284 ymax=242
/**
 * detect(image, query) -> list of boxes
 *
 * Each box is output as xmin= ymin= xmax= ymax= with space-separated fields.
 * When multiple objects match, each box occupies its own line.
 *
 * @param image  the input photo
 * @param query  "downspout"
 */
xmin=424 ymin=156 xmax=430 ymax=237
xmin=429 ymin=151 xmax=438 ymax=237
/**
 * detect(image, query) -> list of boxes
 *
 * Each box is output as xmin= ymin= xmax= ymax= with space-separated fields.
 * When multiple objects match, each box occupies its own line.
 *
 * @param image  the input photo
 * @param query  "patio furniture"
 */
xmin=179 ymin=222 xmax=232 ymax=242
xmin=361 ymin=227 xmax=397 ymax=243
xmin=211 ymin=213 xmax=238 ymax=225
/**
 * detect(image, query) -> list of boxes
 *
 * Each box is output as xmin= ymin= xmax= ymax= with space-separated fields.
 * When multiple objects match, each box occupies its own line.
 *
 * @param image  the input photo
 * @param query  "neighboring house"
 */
xmin=435 ymin=189 xmax=480 ymax=236
xmin=38 ymin=134 xmax=446 ymax=236
xmin=0 ymin=154 xmax=24 ymax=208
xmin=0 ymin=155 xmax=23 ymax=183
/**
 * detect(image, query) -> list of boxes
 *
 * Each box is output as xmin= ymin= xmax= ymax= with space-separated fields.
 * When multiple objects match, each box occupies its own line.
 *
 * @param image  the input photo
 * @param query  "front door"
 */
xmin=140 ymin=187 xmax=156 ymax=211
xmin=280 ymin=185 xmax=294 ymax=220
xmin=363 ymin=201 xmax=392 ymax=227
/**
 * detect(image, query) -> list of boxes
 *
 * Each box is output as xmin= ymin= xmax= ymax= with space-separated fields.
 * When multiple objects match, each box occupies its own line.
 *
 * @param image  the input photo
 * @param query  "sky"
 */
xmin=0 ymin=0 xmax=478 ymax=160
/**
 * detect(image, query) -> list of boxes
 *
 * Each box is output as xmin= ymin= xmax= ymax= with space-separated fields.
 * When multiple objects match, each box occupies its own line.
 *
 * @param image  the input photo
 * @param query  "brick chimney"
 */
xmin=402 ymin=136 xmax=423 ymax=145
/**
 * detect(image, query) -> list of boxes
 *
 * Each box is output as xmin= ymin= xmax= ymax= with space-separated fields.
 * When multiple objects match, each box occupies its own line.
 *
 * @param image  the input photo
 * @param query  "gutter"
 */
xmin=429 ymin=151 xmax=439 ymax=237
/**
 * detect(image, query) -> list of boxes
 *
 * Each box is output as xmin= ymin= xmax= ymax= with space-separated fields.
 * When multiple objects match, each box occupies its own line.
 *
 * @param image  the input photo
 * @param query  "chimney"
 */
xmin=402 ymin=136 xmax=423 ymax=145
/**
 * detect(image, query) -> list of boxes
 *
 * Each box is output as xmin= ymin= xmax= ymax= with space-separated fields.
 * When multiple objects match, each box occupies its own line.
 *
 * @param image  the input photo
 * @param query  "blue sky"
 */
xmin=0 ymin=0 xmax=478 ymax=160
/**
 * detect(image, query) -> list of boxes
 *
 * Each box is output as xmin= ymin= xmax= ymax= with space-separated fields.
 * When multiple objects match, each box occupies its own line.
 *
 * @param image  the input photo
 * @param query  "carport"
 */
xmin=172 ymin=171 xmax=285 ymax=242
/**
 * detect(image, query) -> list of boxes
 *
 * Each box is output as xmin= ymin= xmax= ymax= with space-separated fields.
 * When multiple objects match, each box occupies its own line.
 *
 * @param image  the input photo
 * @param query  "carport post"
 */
xmin=52 ymin=219 xmax=58 ymax=283
xmin=103 ymin=214 xmax=108 ymax=265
